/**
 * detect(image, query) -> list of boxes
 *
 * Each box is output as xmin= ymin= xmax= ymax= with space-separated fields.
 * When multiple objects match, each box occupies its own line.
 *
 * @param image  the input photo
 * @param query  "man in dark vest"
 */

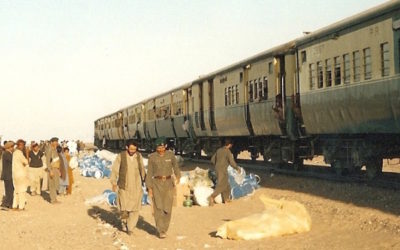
xmin=1 ymin=141 xmax=15 ymax=209
xmin=146 ymin=137 xmax=181 ymax=239
xmin=208 ymin=138 xmax=241 ymax=206
xmin=110 ymin=140 xmax=145 ymax=235
xmin=28 ymin=142 xmax=44 ymax=196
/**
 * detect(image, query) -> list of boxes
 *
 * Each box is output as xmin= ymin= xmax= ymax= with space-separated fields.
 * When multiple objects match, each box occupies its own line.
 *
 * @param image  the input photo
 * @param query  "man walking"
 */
xmin=146 ymin=137 xmax=181 ymax=239
xmin=45 ymin=137 xmax=60 ymax=204
xmin=1 ymin=141 xmax=15 ymax=209
xmin=208 ymin=138 xmax=241 ymax=206
xmin=110 ymin=140 xmax=145 ymax=235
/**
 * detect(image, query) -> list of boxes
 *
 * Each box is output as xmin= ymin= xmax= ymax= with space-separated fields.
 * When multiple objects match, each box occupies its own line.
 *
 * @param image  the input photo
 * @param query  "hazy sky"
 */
xmin=0 ymin=0 xmax=388 ymax=142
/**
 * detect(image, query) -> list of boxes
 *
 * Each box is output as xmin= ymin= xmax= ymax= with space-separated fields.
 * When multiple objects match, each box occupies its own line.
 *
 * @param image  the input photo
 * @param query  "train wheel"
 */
xmin=366 ymin=158 xmax=383 ymax=180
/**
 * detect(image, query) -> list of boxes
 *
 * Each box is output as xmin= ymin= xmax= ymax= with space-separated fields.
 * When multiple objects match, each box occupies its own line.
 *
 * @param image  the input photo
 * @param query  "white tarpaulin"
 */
xmin=216 ymin=195 xmax=312 ymax=240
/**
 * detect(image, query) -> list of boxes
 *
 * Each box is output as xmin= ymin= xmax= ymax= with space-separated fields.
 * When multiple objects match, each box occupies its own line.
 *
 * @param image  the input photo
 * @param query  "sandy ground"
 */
xmin=1 ymin=159 xmax=400 ymax=250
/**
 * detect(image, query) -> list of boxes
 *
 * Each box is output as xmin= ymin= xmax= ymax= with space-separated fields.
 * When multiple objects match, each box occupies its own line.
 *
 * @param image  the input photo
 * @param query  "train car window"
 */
xmin=343 ymin=54 xmax=350 ymax=84
xmin=263 ymin=77 xmax=268 ymax=99
xmin=309 ymin=63 xmax=316 ymax=89
xmin=334 ymin=56 xmax=341 ymax=85
xmin=301 ymin=51 xmax=307 ymax=63
xmin=325 ymin=59 xmax=332 ymax=87
xmin=236 ymin=84 xmax=239 ymax=104
xmin=381 ymin=42 xmax=390 ymax=77
xmin=353 ymin=51 xmax=361 ymax=82
xmin=317 ymin=61 xmax=323 ymax=88
xmin=254 ymin=81 xmax=258 ymax=100
xmin=249 ymin=81 xmax=254 ymax=102
xmin=268 ymin=62 xmax=273 ymax=74
xmin=363 ymin=47 xmax=372 ymax=80
xmin=231 ymin=86 xmax=235 ymax=105
xmin=228 ymin=86 xmax=232 ymax=105
xmin=258 ymin=78 xmax=263 ymax=100
xmin=239 ymin=72 xmax=243 ymax=82
xmin=224 ymin=87 xmax=228 ymax=106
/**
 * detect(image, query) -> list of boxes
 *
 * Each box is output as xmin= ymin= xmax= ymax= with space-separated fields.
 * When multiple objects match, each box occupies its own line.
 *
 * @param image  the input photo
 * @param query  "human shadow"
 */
xmin=87 ymin=205 xmax=122 ymax=230
xmin=87 ymin=206 xmax=158 ymax=235
xmin=40 ymin=191 xmax=51 ymax=203
xmin=136 ymin=216 xmax=158 ymax=236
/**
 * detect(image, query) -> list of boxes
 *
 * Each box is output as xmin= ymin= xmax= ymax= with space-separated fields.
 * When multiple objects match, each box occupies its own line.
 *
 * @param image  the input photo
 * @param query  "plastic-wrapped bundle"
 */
xmin=78 ymin=155 xmax=113 ymax=179
xmin=228 ymin=166 xmax=261 ymax=200
xmin=193 ymin=186 xmax=222 ymax=206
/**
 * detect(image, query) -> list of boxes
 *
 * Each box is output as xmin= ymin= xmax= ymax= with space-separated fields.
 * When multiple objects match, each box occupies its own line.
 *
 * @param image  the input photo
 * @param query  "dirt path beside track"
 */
xmin=1 ymin=160 xmax=400 ymax=250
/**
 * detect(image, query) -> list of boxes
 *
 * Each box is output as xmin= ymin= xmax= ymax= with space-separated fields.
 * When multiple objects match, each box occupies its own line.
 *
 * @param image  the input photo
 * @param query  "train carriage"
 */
xmin=94 ymin=1 xmax=400 ymax=179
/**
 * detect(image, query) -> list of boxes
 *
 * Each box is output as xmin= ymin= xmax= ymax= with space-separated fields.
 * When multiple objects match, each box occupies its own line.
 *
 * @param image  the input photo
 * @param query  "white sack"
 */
xmin=216 ymin=195 xmax=312 ymax=240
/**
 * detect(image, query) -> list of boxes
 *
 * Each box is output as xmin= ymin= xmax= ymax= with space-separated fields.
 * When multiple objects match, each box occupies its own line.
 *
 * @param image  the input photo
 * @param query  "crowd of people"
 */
xmin=0 ymin=137 xmax=80 ymax=211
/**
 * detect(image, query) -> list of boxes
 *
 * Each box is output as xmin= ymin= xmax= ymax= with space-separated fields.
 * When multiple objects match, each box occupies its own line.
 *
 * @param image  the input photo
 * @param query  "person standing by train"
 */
xmin=110 ymin=140 xmax=146 ymax=235
xmin=28 ymin=142 xmax=44 ymax=196
xmin=12 ymin=139 xmax=29 ymax=211
xmin=146 ymin=137 xmax=181 ymax=239
xmin=45 ymin=137 xmax=60 ymax=204
xmin=208 ymin=138 xmax=241 ymax=206
xmin=1 ymin=141 xmax=15 ymax=209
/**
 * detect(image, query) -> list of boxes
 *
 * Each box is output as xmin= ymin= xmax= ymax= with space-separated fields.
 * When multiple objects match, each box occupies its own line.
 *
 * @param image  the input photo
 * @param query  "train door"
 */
xmin=199 ymin=82 xmax=206 ymax=131
xmin=244 ymin=66 xmax=255 ymax=136
xmin=208 ymin=79 xmax=217 ymax=131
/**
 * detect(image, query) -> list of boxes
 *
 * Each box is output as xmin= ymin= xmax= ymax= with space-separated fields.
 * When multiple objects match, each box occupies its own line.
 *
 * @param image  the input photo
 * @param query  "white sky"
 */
xmin=0 ymin=0 xmax=388 ymax=142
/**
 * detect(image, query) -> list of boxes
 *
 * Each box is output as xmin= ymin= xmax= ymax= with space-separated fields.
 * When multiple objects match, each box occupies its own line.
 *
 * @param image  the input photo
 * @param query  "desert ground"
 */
xmin=1 ymin=156 xmax=399 ymax=250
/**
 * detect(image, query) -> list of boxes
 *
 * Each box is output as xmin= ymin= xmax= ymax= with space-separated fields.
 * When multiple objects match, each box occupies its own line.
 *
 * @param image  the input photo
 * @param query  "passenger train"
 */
xmin=95 ymin=1 xmax=400 ymax=179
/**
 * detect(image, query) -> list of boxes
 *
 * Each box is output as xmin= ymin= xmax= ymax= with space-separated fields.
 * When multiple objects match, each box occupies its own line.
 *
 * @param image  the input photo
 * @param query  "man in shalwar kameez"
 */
xmin=12 ymin=139 xmax=29 ymax=210
xmin=111 ymin=140 xmax=145 ymax=235
xmin=146 ymin=137 xmax=181 ymax=239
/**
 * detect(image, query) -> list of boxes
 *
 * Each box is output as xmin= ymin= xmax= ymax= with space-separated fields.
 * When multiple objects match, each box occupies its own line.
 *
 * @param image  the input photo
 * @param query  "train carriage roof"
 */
xmin=296 ymin=0 xmax=400 ymax=47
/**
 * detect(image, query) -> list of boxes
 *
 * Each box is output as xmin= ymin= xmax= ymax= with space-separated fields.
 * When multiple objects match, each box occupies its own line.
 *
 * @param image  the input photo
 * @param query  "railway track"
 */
xmin=186 ymin=157 xmax=400 ymax=191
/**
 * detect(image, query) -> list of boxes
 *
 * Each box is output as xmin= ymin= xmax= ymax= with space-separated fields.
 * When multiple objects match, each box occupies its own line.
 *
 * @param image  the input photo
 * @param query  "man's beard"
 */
xmin=127 ymin=151 xmax=136 ymax=156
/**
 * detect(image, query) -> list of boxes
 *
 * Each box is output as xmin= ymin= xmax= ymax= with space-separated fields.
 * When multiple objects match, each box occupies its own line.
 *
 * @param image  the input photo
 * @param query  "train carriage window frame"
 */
xmin=301 ymin=51 xmax=307 ymax=63
xmin=254 ymin=80 xmax=258 ymax=100
xmin=353 ymin=50 xmax=361 ymax=82
xmin=263 ymin=76 xmax=268 ymax=100
xmin=235 ymin=84 xmax=239 ymax=104
xmin=381 ymin=42 xmax=390 ymax=77
xmin=363 ymin=47 xmax=372 ymax=80
xmin=334 ymin=56 xmax=341 ymax=85
xmin=268 ymin=62 xmax=273 ymax=74
xmin=249 ymin=80 xmax=254 ymax=102
xmin=317 ymin=61 xmax=323 ymax=88
xmin=343 ymin=53 xmax=350 ymax=84
xmin=224 ymin=87 xmax=228 ymax=106
xmin=258 ymin=78 xmax=263 ymax=100
xmin=325 ymin=58 xmax=332 ymax=87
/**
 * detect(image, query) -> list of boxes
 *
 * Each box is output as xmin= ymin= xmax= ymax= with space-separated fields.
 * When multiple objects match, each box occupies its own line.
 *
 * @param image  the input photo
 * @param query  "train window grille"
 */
xmin=224 ymin=87 xmax=228 ymax=106
xmin=236 ymin=84 xmax=239 ymax=103
xmin=363 ymin=47 xmax=372 ymax=80
xmin=343 ymin=54 xmax=350 ymax=84
xmin=317 ymin=61 xmax=323 ymax=88
xmin=228 ymin=86 xmax=232 ymax=105
xmin=263 ymin=77 xmax=268 ymax=99
xmin=353 ymin=51 xmax=361 ymax=82
xmin=325 ymin=59 xmax=332 ymax=87
xmin=309 ymin=63 xmax=316 ymax=89
xmin=248 ymin=81 xmax=254 ymax=102
xmin=258 ymin=78 xmax=263 ymax=100
xmin=381 ymin=42 xmax=389 ymax=77
xmin=334 ymin=56 xmax=341 ymax=85
xmin=254 ymin=81 xmax=258 ymax=100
